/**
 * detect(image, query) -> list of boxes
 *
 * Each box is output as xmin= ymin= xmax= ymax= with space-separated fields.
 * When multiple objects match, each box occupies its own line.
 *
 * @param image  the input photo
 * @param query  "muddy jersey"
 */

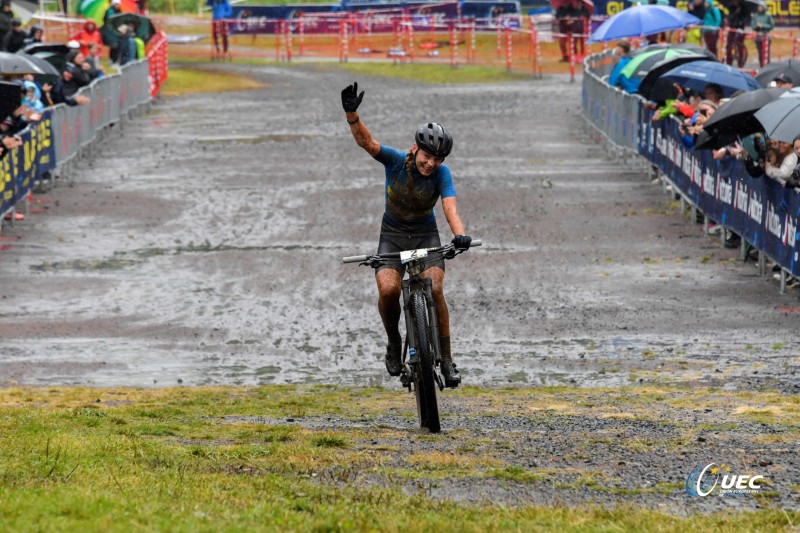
xmin=374 ymin=145 xmax=456 ymax=231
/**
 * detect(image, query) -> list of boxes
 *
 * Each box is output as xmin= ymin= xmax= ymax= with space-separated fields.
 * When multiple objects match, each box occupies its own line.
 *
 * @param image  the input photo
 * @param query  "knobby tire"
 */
xmin=411 ymin=290 xmax=440 ymax=434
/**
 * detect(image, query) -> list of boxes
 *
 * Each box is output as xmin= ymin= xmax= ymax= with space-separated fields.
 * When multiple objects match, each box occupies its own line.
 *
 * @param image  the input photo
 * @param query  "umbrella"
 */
xmin=101 ymin=13 xmax=156 ymax=47
xmin=587 ymin=5 xmax=701 ymax=43
xmin=754 ymin=97 xmax=800 ymax=144
xmin=22 ymin=43 xmax=70 ymax=56
xmin=17 ymin=53 xmax=60 ymax=86
xmin=638 ymin=54 xmax=709 ymax=98
xmin=745 ymin=0 xmax=766 ymax=8
xmin=31 ymin=51 xmax=67 ymax=74
xmin=653 ymin=60 xmax=761 ymax=99
xmin=0 ymin=51 xmax=48 ymax=75
xmin=755 ymin=59 xmax=800 ymax=87
xmin=0 ymin=80 xmax=22 ymax=120
xmin=78 ymin=0 xmax=138 ymax=25
xmin=621 ymin=47 xmax=703 ymax=80
xmin=694 ymin=88 xmax=786 ymax=149
xmin=6 ymin=0 xmax=37 ymax=24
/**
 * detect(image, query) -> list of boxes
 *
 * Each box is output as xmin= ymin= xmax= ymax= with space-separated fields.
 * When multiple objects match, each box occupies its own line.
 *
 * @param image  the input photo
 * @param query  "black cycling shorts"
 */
xmin=376 ymin=218 xmax=444 ymax=275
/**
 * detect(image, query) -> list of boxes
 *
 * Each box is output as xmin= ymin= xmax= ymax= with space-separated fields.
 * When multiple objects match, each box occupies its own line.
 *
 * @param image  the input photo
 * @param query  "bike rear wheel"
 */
xmin=410 ymin=290 xmax=440 ymax=433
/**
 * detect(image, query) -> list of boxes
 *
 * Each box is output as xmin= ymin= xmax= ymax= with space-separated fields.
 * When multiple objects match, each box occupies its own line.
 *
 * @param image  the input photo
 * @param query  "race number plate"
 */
xmin=400 ymin=248 xmax=428 ymax=265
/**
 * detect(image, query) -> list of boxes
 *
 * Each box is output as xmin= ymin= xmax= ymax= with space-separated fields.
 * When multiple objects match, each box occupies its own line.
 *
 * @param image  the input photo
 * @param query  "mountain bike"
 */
xmin=342 ymin=239 xmax=481 ymax=433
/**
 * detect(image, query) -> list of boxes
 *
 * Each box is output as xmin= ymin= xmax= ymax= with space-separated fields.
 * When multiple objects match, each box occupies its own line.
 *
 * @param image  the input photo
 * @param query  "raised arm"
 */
xmin=342 ymin=82 xmax=380 ymax=158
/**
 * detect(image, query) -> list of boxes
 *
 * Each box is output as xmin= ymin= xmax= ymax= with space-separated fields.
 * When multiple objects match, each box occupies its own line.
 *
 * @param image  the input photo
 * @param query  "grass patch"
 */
xmin=160 ymin=66 xmax=264 ymax=96
xmin=319 ymin=61 xmax=537 ymax=84
xmin=1 ymin=385 xmax=799 ymax=531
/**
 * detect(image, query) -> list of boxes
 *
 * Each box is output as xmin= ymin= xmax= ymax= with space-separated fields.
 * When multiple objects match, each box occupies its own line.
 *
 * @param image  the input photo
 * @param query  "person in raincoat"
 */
xmin=751 ymin=4 xmax=774 ymax=67
xmin=73 ymin=19 xmax=103 ymax=57
xmin=21 ymin=80 xmax=44 ymax=116
xmin=702 ymin=0 xmax=721 ymax=58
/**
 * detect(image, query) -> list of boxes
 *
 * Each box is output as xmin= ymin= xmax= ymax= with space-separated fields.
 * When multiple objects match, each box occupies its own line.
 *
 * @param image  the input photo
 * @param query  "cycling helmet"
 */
xmin=415 ymin=122 xmax=453 ymax=158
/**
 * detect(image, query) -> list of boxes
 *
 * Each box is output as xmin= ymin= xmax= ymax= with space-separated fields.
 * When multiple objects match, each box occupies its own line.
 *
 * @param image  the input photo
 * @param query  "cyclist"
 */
xmin=341 ymin=81 xmax=472 ymax=388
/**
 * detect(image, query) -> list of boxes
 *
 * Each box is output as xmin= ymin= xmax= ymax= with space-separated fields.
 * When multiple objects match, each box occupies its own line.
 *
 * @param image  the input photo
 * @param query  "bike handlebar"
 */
xmin=342 ymin=239 xmax=482 ymax=264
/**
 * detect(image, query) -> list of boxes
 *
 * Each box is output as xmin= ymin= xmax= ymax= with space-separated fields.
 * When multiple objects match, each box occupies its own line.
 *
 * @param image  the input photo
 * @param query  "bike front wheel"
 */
xmin=410 ymin=290 xmax=440 ymax=434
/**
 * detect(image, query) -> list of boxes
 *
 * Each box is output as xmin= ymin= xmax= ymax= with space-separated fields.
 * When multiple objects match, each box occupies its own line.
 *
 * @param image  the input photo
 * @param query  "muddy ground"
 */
xmin=0 ymin=64 xmax=798 ymax=515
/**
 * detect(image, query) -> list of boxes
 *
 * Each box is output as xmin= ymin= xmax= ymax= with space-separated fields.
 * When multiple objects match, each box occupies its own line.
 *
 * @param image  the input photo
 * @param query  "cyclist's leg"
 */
xmin=375 ymin=268 xmax=403 ymax=344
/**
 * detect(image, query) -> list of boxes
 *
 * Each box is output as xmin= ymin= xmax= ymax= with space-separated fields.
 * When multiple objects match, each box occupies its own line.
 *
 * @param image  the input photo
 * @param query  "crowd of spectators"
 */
xmin=0 ymin=0 xmax=154 ymax=160
xmin=605 ymin=30 xmax=800 ymax=283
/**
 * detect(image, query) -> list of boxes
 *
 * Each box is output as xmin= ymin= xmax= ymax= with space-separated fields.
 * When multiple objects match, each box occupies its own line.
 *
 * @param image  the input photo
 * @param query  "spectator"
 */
xmin=21 ymin=81 xmax=43 ymax=119
xmin=652 ymin=86 xmax=701 ymax=121
xmin=117 ymin=24 xmax=136 ymax=65
xmin=209 ymin=0 xmax=232 ymax=59
xmin=751 ymin=4 xmax=774 ymax=68
xmin=0 ymin=0 xmax=15 ymax=48
xmin=787 ymin=136 xmax=800 ymax=188
xmin=703 ymin=83 xmax=723 ymax=106
xmin=86 ymin=42 xmax=106 ymax=76
xmin=23 ymin=24 xmax=42 ymax=47
xmin=686 ymin=0 xmax=705 ymax=46
xmin=103 ymin=0 xmax=121 ymax=26
xmin=571 ymin=0 xmax=590 ymax=59
xmin=725 ymin=0 xmax=749 ymax=68
xmin=703 ymin=0 xmax=722 ymax=58
xmin=0 ymin=129 xmax=22 ymax=161
xmin=135 ymin=0 xmax=147 ymax=15
xmin=129 ymin=21 xmax=145 ymax=59
xmin=41 ymin=69 xmax=90 ymax=107
xmin=765 ymin=139 xmax=798 ymax=186
xmin=3 ymin=18 xmax=25 ymax=53
xmin=679 ymin=99 xmax=717 ymax=149
xmin=607 ymin=40 xmax=641 ymax=93
xmin=773 ymin=71 xmax=794 ymax=89
xmin=102 ymin=0 xmax=123 ymax=62
xmin=74 ymin=19 xmax=103 ymax=57
xmin=69 ymin=50 xmax=101 ymax=81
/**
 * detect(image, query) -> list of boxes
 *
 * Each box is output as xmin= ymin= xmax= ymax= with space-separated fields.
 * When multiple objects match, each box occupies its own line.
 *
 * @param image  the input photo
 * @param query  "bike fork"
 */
xmin=422 ymin=277 xmax=442 ymax=366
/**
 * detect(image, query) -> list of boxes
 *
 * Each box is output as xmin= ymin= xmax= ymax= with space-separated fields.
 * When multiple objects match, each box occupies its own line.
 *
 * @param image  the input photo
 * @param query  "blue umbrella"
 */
xmin=587 ymin=5 xmax=701 ymax=43
xmin=655 ymin=60 xmax=762 ymax=98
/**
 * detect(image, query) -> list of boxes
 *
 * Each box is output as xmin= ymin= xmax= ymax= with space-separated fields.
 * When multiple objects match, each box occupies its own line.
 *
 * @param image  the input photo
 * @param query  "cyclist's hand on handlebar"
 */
xmin=452 ymin=234 xmax=472 ymax=250
xmin=341 ymin=82 xmax=364 ymax=113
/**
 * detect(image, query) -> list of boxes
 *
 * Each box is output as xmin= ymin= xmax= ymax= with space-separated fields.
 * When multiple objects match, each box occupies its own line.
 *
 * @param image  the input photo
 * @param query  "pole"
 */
xmin=275 ymin=19 xmax=281 ymax=62
xmin=505 ymin=25 xmax=512 ymax=71
xmin=285 ymin=17 xmax=292 ymax=62
xmin=568 ymin=33 xmax=575 ymax=83
xmin=298 ymin=15 xmax=304 ymax=56
xmin=470 ymin=18 xmax=476 ymax=63
xmin=496 ymin=17 xmax=502 ymax=59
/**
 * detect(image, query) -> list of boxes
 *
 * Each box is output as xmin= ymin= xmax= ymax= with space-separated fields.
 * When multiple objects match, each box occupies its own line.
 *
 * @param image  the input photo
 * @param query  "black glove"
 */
xmin=341 ymin=82 xmax=364 ymax=113
xmin=452 ymin=234 xmax=472 ymax=250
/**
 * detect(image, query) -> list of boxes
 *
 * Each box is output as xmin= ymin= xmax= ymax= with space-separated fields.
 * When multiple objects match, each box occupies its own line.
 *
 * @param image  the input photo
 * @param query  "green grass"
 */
xmin=161 ymin=66 xmax=264 ymax=96
xmin=325 ymin=61 xmax=538 ymax=84
xmin=0 ymin=385 xmax=798 ymax=531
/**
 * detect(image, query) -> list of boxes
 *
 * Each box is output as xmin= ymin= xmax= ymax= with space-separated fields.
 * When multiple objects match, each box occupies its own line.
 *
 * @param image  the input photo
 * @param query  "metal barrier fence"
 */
xmin=582 ymin=50 xmax=800 ymax=292
xmin=1 ymin=59 xmax=154 ymax=225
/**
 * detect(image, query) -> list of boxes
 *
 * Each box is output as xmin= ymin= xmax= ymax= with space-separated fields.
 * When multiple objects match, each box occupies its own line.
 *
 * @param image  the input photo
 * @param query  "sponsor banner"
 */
xmin=229 ymin=1 xmax=520 ymax=35
xmin=589 ymin=0 xmax=799 ymax=28
xmin=0 ymin=110 xmax=56 ymax=217
xmin=641 ymin=109 xmax=800 ymax=275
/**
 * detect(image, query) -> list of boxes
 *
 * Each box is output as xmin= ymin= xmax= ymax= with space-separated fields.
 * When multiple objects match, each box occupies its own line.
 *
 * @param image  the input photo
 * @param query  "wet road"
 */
xmin=1 ymin=65 xmax=798 ymax=389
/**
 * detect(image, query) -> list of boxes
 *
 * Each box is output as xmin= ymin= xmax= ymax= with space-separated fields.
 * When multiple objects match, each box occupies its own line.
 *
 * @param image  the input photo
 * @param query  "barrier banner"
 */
xmin=590 ymin=0 xmax=799 ymax=28
xmin=0 ymin=110 xmax=56 ymax=217
xmin=641 ymin=108 xmax=800 ymax=275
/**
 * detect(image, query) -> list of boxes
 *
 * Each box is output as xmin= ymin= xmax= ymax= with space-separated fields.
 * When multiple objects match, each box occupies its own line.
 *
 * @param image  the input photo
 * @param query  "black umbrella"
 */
xmin=638 ymin=54 xmax=709 ymax=99
xmin=22 ymin=43 xmax=70 ymax=56
xmin=31 ymin=51 xmax=67 ymax=74
xmin=694 ymin=88 xmax=786 ymax=149
xmin=0 ymin=51 xmax=47 ymax=75
xmin=665 ymin=43 xmax=717 ymax=60
xmin=0 ymin=80 xmax=22 ymax=120
xmin=101 ymin=13 xmax=156 ymax=47
xmin=18 ymin=54 xmax=59 ymax=76
xmin=754 ymin=97 xmax=800 ymax=144
xmin=755 ymin=59 xmax=800 ymax=87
